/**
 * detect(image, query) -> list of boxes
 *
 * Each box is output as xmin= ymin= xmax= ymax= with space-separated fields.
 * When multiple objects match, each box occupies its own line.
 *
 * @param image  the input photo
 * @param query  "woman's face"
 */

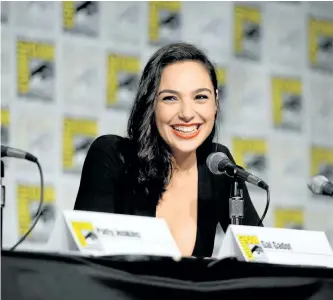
xmin=155 ymin=61 xmax=217 ymax=156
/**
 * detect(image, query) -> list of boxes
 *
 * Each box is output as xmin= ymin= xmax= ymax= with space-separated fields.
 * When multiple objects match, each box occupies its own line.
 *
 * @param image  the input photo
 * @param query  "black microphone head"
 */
xmin=308 ymin=175 xmax=329 ymax=195
xmin=206 ymin=152 xmax=231 ymax=175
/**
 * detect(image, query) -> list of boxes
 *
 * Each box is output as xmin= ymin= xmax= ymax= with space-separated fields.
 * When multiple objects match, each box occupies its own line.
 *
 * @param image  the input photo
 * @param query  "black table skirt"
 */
xmin=2 ymin=250 xmax=333 ymax=300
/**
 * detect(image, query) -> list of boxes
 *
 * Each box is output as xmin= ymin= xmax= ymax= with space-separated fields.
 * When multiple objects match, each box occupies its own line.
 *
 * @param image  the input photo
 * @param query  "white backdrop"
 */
xmin=1 ymin=1 xmax=333 ymax=250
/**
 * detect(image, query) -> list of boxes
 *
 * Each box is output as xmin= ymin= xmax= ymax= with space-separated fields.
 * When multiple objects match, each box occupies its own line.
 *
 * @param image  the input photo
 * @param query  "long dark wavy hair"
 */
xmin=126 ymin=42 xmax=219 ymax=209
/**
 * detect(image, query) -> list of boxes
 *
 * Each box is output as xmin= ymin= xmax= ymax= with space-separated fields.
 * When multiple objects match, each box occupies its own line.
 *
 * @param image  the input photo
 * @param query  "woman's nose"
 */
xmin=178 ymin=102 xmax=195 ymax=122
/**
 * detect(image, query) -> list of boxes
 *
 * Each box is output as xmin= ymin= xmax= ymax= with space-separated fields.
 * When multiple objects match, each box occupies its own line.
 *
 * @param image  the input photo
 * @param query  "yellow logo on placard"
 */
xmin=148 ymin=1 xmax=181 ymax=43
xmin=71 ymin=221 xmax=94 ymax=247
xmin=106 ymin=53 xmax=140 ymax=107
xmin=237 ymin=235 xmax=261 ymax=260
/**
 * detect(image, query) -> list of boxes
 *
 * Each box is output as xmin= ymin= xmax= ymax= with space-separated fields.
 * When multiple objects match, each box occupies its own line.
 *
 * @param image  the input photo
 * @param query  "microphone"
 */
xmin=1 ymin=145 xmax=38 ymax=163
xmin=206 ymin=152 xmax=268 ymax=190
xmin=308 ymin=175 xmax=333 ymax=197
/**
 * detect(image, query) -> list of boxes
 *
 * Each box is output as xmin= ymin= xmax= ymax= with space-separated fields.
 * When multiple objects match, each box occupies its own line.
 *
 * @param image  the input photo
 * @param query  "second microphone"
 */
xmin=206 ymin=152 xmax=269 ymax=190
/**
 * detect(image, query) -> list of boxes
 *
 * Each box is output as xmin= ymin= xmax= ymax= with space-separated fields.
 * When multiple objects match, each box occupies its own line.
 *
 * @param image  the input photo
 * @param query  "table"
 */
xmin=2 ymin=250 xmax=333 ymax=300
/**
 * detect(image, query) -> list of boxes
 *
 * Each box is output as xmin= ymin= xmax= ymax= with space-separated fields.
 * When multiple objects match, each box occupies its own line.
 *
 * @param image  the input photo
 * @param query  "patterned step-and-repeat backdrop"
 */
xmin=1 ymin=1 xmax=333 ymax=249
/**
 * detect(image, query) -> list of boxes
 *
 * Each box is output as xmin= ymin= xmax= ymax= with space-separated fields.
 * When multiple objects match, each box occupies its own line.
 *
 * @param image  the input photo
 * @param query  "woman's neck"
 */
xmin=171 ymin=151 xmax=197 ymax=173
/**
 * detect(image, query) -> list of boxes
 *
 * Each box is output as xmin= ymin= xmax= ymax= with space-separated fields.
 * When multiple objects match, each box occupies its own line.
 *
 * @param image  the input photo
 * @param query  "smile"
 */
xmin=170 ymin=124 xmax=202 ymax=139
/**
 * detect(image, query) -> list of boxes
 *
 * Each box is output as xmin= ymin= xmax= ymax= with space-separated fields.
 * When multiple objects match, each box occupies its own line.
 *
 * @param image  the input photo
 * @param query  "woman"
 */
xmin=74 ymin=42 xmax=261 ymax=258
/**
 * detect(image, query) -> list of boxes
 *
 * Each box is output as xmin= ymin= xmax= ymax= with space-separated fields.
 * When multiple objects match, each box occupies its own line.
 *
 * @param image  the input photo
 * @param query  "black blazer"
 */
xmin=74 ymin=134 xmax=262 ymax=257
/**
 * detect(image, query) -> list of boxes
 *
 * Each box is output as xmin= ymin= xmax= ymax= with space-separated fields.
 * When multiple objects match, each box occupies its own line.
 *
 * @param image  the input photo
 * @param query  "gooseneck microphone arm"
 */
xmin=1 ymin=146 xmax=44 ymax=251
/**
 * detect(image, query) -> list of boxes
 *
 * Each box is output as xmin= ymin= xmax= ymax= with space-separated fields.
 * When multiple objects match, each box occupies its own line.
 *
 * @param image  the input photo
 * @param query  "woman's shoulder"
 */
xmin=88 ymin=134 xmax=134 ymax=163
xmin=90 ymin=134 xmax=130 ymax=151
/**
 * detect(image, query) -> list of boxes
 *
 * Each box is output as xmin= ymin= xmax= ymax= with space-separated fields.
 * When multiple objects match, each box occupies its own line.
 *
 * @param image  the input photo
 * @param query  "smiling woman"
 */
xmin=74 ymin=42 xmax=262 ymax=258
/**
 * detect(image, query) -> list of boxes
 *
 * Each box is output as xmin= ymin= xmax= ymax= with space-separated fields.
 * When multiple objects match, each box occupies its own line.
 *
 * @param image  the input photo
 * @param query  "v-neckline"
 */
xmin=153 ymin=155 xmax=203 ymax=258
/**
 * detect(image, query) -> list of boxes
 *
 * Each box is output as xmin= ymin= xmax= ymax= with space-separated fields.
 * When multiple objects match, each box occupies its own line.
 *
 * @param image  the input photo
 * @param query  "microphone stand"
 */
xmin=1 ymin=160 xmax=5 ymax=250
xmin=229 ymin=179 xmax=244 ymax=225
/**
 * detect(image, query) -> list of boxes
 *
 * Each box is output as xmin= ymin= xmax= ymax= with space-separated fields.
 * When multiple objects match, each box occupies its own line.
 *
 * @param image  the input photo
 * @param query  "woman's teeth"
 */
xmin=172 ymin=125 xmax=200 ymax=133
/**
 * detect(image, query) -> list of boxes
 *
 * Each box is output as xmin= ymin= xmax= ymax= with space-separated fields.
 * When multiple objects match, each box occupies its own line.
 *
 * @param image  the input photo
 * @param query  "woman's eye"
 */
xmin=162 ymin=96 xmax=177 ymax=102
xmin=195 ymin=94 xmax=208 ymax=100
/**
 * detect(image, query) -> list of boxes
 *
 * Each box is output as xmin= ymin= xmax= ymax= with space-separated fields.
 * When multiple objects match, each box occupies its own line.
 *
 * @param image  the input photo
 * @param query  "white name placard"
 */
xmin=218 ymin=225 xmax=333 ymax=268
xmin=46 ymin=210 xmax=181 ymax=258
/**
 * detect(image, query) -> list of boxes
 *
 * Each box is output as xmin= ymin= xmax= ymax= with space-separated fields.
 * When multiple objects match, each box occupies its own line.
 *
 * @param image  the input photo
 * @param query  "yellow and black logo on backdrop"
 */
xmin=216 ymin=66 xmax=227 ymax=101
xmin=215 ymin=66 xmax=227 ymax=122
xmin=16 ymin=39 xmax=55 ymax=101
xmin=274 ymin=207 xmax=304 ymax=230
xmin=308 ymin=17 xmax=333 ymax=72
xmin=233 ymin=4 xmax=261 ymax=61
xmin=63 ymin=1 xmax=99 ymax=37
xmin=149 ymin=1 xmax=181 ymax=45
xmin=311 ymin=146 xmax=333 ymax=180
xmin=63 ymin=117 xmax=98 ymax=173
xmin=271 ymin=76 xmax=302 ymax=131
xmin=233 ymin=137 xmax=267 ymax=177
xmin=237 ymin=235 xmax=265 ymax=261
xmin=17 ymin=183 xmax=56 ymax=242
xmin=107 ymin=53 xmax=140 ymax=109
xmin=1 ymin=107 xmax=10 ymax=145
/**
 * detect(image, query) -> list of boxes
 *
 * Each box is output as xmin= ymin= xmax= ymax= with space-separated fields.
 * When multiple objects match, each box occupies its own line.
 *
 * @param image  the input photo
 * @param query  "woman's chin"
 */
xmin=171 ymin=139 xmax=204 ymax=155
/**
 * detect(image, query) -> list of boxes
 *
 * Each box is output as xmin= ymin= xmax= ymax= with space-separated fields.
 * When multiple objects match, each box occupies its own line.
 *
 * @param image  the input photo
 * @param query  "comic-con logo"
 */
xmin=17 ymin=184 xmax=56 ymax=243
xmin=271 ymin=76 xmax=302 ymax=131
xmin=62 ymin=117 xmax=98 ymax=173
xmin=148 ymin=1 xmax=181 ymax=45
xmin=274 ymin=207 xmax=304 ymax=230
xmin=237 ymin=235 xmax=267 ymax=261
xmin=308 ymin=17 xmax=333 ymax=72
xmin=106 ymin=53 xmax=140 ymax=109
xmin=233 ymin=137 xmax=267 ymax=185
xmin=63 ymin=1 xmax=99 ymax=37
xmin=311 ymin=146 xmax=333 ymax=182
xmin=16 ymin=39 xmax=55 ymax=101
xmin=70 ymin=221 xmax=103 ymax=251
xmin=1 ymin=107 xmax=10 ymax=145
xmin=216 ymin=66 xmax=227 ymax=103
xmin=233 ymin=5 xmax=262 ymax=61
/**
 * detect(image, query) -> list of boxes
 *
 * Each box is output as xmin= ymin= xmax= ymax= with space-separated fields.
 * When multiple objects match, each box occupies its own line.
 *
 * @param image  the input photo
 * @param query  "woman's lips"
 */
xmin=170 ymin=124 xmax=203 ymax=139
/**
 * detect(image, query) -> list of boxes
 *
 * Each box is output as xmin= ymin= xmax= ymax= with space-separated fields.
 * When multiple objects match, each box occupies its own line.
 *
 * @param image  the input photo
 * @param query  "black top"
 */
xmin=74 ymin=134 xmax=262 ymax=258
